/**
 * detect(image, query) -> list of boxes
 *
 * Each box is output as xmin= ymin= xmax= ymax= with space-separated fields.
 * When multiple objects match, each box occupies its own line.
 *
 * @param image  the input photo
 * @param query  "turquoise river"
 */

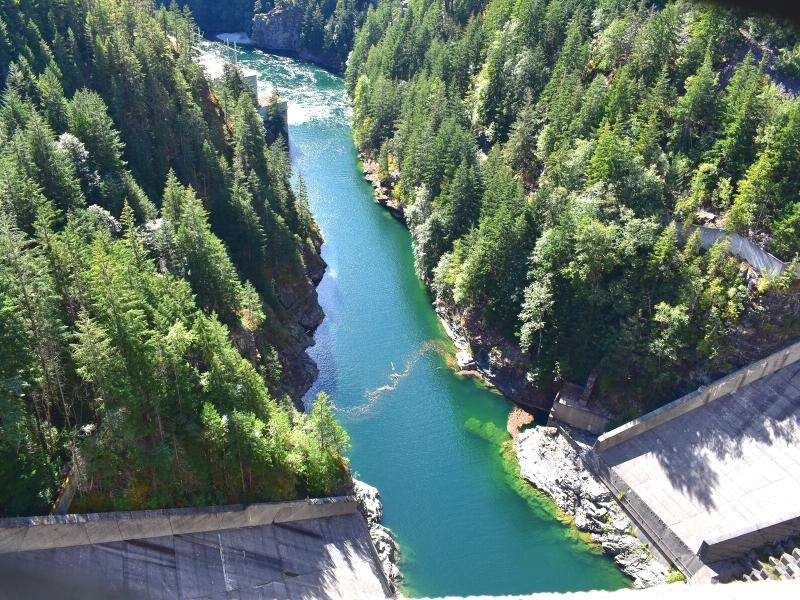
xmin=208 ymin=42 xmax=629 ymax=597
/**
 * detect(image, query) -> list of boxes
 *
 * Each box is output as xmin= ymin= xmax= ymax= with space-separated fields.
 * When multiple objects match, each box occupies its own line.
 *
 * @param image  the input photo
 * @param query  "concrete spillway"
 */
xmin=592 ymin=340 xmax=800 ymax=581
xmin=0 ymin=497 xmax=391 ymax=599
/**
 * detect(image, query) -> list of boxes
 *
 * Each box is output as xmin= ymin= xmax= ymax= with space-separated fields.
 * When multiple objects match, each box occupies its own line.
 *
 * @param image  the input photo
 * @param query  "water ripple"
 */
xmin=341 ymin=340 xmax=444 ymax=420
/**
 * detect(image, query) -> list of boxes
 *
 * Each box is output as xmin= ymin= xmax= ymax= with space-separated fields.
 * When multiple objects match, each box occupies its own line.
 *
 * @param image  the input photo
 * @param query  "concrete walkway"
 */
xmin=0 ymin=513 xmax=388 ymax=599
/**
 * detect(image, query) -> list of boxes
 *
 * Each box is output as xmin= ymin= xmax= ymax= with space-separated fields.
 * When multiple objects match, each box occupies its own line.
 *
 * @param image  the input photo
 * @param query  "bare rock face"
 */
xmin=516 ymin=427 xmax=668 ymax=588
xmin=353 ymin=479 xmax=402 ymax=589
xmin=354 ymin=478 xmax=383 ymax=523
xmin=251 ymin=4 xmax=303 ymax=53
xmin=434 ymin=301 xmax=553 ymax=412
xmin=251 ymin=4 xmax=340 ymax=71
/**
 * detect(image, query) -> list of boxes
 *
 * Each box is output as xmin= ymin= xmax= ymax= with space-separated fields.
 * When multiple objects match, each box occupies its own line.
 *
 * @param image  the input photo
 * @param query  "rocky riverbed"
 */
xmin=353 ymin=479 xmax=402 ymax=592
xmin=516 ymin=426 xmax=668 ymax=588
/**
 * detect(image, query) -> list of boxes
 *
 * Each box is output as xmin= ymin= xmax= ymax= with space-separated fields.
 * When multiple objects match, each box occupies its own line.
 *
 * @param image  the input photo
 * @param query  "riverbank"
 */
xmin=360 ymin=152 xmax=668 ymax=589
xmin=239 ymin=176 xmax=327 ymax=408
xmin=353 ymin=480 xmax=403 ymax=593
xmin=274 ymin=227 xmax=327 ymax=404
xmin=514 ymin=426 xmax=669 ymax=588
xmin=361 ymin=158 xmax=406 ymax=222
xmin=361 ymin=154 xmax=550 ymax=412
xmin=228 ymin=45 xmax=631 ymax=595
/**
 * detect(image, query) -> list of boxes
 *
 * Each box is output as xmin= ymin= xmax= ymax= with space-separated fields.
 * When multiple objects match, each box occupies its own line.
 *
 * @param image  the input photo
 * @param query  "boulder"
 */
xmin=353 ymin=479 xmax=383 ymax=524
xmin=251 ymin=4 xmax=303 ymax=53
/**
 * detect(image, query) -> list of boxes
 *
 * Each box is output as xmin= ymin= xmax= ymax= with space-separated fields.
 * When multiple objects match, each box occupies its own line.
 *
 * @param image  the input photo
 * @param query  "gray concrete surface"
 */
xmin=597 ymin=340 xmax=800 ymax=452
xmin=549 ymin=383 xmax=609 ymax=435
xmin=596 ymin=360 xmax=800 ymax=577
xmin=0 ymin=497 xmax=357 ymax=554
xmin=691 ymin=225 xmax=795 ymax=278
xmin=0 ymin=512 xmax=390 ymax=599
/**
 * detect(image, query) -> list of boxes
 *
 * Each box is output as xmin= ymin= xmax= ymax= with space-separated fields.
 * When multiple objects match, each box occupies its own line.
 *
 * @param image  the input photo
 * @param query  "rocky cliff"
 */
xmin=251 ymin=4 xmax=341 ymax=72
xmin=516 ymin=427 xmax=668 ymax=588
xmin=353 ymin=479 xmax=402 ymax=591
xmin=274 ymin=237 xmax=327 ymax=402
xmin=231 ymin=228 xmax=326 ymax=409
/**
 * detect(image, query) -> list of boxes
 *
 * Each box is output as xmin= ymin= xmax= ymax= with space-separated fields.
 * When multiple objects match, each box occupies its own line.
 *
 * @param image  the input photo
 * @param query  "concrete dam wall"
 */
xmin=0 ymin=497 xmax=391 ymax=599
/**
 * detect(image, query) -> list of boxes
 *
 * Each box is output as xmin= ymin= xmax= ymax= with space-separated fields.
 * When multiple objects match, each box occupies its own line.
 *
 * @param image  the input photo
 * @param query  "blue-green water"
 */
xmin=209 ymin=42 xmax=629 ymax=598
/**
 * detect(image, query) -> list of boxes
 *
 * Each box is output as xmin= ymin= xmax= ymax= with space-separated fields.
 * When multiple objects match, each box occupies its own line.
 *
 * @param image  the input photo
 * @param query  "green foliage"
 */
xmin=346 ymin=0 xmax=797 ymax=407
xmin=0 ymin=0 xmax=347 ymax=516
xmin=666 ymin=569 xmax=686 ymax=584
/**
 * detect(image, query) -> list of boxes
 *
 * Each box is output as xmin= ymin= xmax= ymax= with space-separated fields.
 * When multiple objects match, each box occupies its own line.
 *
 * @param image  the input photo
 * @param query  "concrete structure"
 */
xmin=195 ymin=44 xmax=287 ymax=142
xmin=548 ymin=383 xmax=609 ymax=435
xmin=740 ymin=535 xmax=800 ymax=581
xmin=592 ymin=340 xmax=800 ymax=581
xmin=686 ymin=225 xmax=800 ymax=279
xmin=0 ymin=497 xmax=391 ymax=599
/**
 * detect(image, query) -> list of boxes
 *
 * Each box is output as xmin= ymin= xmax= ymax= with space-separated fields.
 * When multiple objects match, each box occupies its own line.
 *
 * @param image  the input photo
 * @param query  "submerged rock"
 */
xmin=353 ymin=479 xmax=403 ymax=589
xmin=516 ymin=427 xmax=668 ymax=588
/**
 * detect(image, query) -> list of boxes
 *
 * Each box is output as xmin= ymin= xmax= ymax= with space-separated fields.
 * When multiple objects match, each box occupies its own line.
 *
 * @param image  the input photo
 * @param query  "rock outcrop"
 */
xmin=361 ymin=156 xmax=405 ymax=222
xmin=251 ymin=4 xmax=341 ymax=72
xmin=353 ymin=479 xmax=402 ymax=590
xmin=516 ymin=426 xmax=668 ymax=588
xmin=270 ymin=235 xmax=327 ymax=406
xmin=435 ymin=301 xmax=553 ymax=411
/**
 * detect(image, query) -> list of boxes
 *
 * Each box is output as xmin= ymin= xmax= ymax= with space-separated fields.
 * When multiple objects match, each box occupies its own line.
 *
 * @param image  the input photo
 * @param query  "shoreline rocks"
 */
xmin=516 ymin=426 xmax=668 ymax=588
xmin=269 ymin=225 xmax=327 ymax=407
xmin=357 ymin=153 xmax=550 ymax=412
xmin=357 ymin=152 xmax=663 ymax=589
xmin=360 ymin=157 xmax=406 ymax=222
xmin=353 ymin=479 xmax=402 ymax=592
xmin=435 ymin=301 xmax=552 ymax=412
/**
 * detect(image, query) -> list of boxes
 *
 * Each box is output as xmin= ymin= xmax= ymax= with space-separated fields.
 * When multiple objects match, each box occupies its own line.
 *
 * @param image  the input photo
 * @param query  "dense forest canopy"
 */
xmin=161 ymin=0 xmax=255 ymax=34
xmin=0 ymin=0 xmax=349 ymax=517
xmin=347 ymin=0 xmax=800 ymax=408
xmin=291 ymin=0 xmax=375 ymax=68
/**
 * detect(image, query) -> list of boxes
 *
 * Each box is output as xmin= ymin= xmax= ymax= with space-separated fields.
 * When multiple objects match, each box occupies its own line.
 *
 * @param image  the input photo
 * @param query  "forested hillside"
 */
xmin=347 ymin=0 xmax=800 ymax=410
xmin=163 ymin=0 xmax=255 ymax=34
xmin=0 ymin=0 xmax=349 ymax=517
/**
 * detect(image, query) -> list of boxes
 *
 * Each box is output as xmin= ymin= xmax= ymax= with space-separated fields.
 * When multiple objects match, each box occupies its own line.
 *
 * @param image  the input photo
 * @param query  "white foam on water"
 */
xmin=341 ymin=341 xmax=441 ymax=420
xmin=215 ymin=32 xmax=253 ymax=45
